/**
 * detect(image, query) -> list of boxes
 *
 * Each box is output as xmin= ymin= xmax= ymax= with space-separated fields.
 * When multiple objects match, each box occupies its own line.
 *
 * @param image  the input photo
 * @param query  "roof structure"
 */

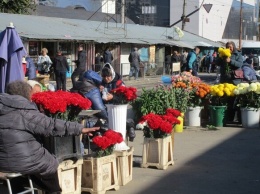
xmin=32 ymin=5 xmax=135 ymax=24
xmin=0 ymin=13 xmax=223 ymax=48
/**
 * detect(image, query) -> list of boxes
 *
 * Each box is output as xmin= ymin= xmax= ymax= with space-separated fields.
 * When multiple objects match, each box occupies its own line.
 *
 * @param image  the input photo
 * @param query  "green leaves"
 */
xmin=131 ymin=85 xmax=177 ymax=121
xmin=0 ymin=0 xmax=36 ymax=14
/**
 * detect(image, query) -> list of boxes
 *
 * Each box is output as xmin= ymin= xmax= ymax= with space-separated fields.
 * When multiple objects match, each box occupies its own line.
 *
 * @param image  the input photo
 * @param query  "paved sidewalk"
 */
xmin=106 ymin=126 xmax=260 ymax=194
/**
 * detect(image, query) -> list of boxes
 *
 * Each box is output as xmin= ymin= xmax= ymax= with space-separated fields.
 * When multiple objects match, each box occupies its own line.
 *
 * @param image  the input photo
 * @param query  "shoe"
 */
xmin=127 ymin=127 xmax=136 ymax=142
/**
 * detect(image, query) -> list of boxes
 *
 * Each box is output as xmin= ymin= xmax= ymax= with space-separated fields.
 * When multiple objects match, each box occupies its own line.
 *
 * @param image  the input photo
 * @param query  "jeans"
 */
xmin=71 ymin=68 xmax=85 ymax=87
xmin=55 ymin=71 xmax=67 ymax=91
xmin=129 ymin=66 xmax=139 ymax=79
xmin=84 ymin=88 xmax=108 ymax=121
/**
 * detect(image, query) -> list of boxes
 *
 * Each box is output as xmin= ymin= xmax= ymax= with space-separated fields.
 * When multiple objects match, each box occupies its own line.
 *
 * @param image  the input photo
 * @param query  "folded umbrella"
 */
xmin=0 ymin=23 xmax=26 ymax=93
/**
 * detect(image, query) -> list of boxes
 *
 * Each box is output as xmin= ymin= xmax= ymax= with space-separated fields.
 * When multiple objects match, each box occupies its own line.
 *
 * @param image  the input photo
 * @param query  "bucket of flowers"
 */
xmin=32 ymin=90 xmax=92 ymax=121
xmin=136 ymin=108 xmax=180 ymax=138
xmin=82 ymin=129 xmax=123 ymax=192
xmin=207 ymin=83 xmax=236 ymax=127
xmin=233 ymin=82 xmax=260 ymax=128
xmin=136 ymin=108 xmax=180 ymax=169
xmin=31 ymin=90 xmax=92 ymax=161
xmin=91 ymin=129 xmax=123 ymax=157
xmin=184 ymin=82 xmax=211 ymax=126
xmin=106 ymin=86 xmax=137 ymax=151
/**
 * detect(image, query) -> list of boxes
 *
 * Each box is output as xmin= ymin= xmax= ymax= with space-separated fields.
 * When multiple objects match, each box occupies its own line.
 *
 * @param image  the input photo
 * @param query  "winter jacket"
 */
xmin=52 ymin=55 xmax=69 ymax=73
xmin=103 ymin=50 xmax=113 ymax=64
xmin=128 ymin=51 xmax=141 ymax=68
xmin=75 ymin=50 xmax=86 ymax=70
xmin=37 ymin=55 xmax=52 ymax=73
xmin=217 ymin=50 xmax=243 ymax=84
xmin=242 ymin=62 xmax=257 ymax=81
xmin=0 ymin=94 xmax=83 ymax=176
xmin=186 ymin=50 xmax=197 ymax=70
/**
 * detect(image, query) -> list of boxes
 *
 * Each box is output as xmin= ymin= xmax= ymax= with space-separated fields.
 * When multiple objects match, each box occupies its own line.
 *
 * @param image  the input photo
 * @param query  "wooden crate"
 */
xmin=114 ymin=146 xmax=134 ymax=186
xmin=82 ymin=154 xmax=119 ymax=194
xmin=141 ymin=135 xmax=174 ymax=170
xmin=35 ymin=75 xmax=50 ymax=86
xmin=57 ymin=158 xmax=83 ymax=194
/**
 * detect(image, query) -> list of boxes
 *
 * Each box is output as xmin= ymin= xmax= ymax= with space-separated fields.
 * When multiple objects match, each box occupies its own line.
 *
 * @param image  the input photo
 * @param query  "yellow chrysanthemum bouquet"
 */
xmin=233 ymin=82 xmax=260 ymax=109
xmin=208 ymin=83 xmax=236 ymax=106
xmin=218 ymin=47 xmax=232 ymax=74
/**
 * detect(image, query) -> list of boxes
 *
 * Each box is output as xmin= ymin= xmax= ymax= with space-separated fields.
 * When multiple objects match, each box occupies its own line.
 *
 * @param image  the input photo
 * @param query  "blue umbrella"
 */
xmin=0 ymin=23 xmax=26 ymax=93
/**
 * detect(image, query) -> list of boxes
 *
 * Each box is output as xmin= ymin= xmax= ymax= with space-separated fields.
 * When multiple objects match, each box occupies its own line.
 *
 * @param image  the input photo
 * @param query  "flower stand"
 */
xmin=184 ymin=106 xmax=203 ymax=126
xmin=81 ymin=154 xmax=119 ymax=194
xmin=114 ymin=146 xmax=134 ymax=186
xmin=57 ymin=158 xmax=83 ymax=194
xmin=141 ymin=136 xmax=174 ymax=170
xmin=240 ymin=107 xmax=260 ymax=128
xmin=106 ymin=104 xmax=130 ymax=151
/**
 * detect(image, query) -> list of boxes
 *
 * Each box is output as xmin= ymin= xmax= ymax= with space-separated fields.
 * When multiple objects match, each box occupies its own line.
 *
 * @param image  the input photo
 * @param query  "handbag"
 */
xmin=232 ymin=69 xmax=244 ymax=79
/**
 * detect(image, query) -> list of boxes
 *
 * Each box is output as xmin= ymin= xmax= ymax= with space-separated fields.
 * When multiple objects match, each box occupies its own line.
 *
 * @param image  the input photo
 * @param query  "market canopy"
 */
xmin=0 ymin=13 xmax=222 ymax=48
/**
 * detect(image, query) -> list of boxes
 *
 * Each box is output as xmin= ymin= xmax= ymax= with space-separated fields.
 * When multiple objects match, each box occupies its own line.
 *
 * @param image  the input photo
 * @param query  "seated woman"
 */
xmin=100 ymin=63 xmax=124 ymax=103
xmin=100 ymin=64 xmax=136 ymax=141
xmin=242 ymin=57 xmax=258 ymax=82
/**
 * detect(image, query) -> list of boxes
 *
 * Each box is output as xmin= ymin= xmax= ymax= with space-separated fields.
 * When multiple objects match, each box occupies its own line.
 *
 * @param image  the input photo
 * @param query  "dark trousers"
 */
xmin=71 ymin=68 xmax=85 ymax=87
xmin=6 ymin=171 xmax=61 ymax=193
xmin=55 ymin=71 xmax=67 ymax=91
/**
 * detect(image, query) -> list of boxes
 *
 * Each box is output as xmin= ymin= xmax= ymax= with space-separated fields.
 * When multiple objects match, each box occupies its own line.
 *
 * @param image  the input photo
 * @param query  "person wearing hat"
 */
xmin=242 ymin=57 xmax=258 ymax=82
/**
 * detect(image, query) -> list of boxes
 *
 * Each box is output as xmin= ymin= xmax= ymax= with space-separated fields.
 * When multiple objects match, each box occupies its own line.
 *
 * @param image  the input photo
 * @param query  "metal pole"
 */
xmin=181 ymin=0 xmax=187 ymax=30
xmin=239 ymin=0 xmax=243 ymax=49
xmin=121 ymin=0 xmax=125 ymax=24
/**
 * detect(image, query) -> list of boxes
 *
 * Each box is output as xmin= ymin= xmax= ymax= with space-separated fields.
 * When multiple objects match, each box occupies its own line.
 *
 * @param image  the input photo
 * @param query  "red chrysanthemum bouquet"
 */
xmin=136 ymin=108 xmax=181 ymax=138
xmin=92 ymin=129 xmax=123 ymax=157
xmin=32 ymin=90 xmax=92 ymax=121
xmin=110 ymin=86 xmax=137 ymax=105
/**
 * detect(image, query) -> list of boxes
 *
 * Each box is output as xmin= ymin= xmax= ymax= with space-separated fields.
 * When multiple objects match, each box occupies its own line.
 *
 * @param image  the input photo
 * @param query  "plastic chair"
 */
xmin=0 ymin=172 xmax=35 ymax=194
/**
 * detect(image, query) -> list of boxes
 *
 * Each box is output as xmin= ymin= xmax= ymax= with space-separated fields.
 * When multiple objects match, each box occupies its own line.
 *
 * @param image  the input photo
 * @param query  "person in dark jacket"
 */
xmin=71 ymin=44 xmax=86 ymax=87
xmin=128 ymin=47 xmax=141 ymax=80
xmin=52 ymin=50 xmax=70 ymax=91
xmin=25 ymin=56 xmax=36 ymax=80
xmin=103 ymin=47 xmax=113 ymax=64
xmin=216 ymin=41 xmax=243 ymax=85
xmin=242 ymin=57 xmax=257 ymax=82
xmin=165 ymin=53 xmax=172 ymax=74
xmin=0 ymin=81 xmax=99 ymax=193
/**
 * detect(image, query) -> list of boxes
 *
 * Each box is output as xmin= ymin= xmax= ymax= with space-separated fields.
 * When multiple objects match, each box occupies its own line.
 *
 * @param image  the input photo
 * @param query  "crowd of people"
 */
xmin=165 ymin=41 xmax=259 ymax=84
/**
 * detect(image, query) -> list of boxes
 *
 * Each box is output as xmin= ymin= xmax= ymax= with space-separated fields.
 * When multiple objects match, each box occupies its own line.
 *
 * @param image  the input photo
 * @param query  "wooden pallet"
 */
xmin=114 ymin=146 xmax=134 ymax=186
xmin=82 ymin=154 xmax=119 ymax=194
xmin=141 ymin=136 xmax=174 ymax=170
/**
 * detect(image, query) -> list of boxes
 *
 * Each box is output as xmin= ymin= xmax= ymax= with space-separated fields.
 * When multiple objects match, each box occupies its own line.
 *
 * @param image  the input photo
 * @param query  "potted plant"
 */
xmin=32 ymin=90 xmax=92 ymax=162
xmin=233 ymin=82 xmax=260 ymax=128
xmin=136 ymin=108 xmax=180 ymax=170
xmin=185 ymin=82 xmax=211 ymax=126
xmin=207 ymin=83 xmax=236 ymax=127
xmin=106 ymin=86 xmax=137 ymax=151
xmin=82 ymin=130 xmax=123 ymax=193
xmin=171 ymin=72 xmax=203 ymax=129
xmin=131 ymin=85 xmax=176 ymax=120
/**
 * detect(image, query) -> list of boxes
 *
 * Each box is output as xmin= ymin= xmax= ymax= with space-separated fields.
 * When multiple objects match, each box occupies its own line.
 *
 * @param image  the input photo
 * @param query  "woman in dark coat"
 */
xmin=0 ymin=81 xmax=98 ymax=193
xmin=217 ymin=41 xmax=243 ymax=85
